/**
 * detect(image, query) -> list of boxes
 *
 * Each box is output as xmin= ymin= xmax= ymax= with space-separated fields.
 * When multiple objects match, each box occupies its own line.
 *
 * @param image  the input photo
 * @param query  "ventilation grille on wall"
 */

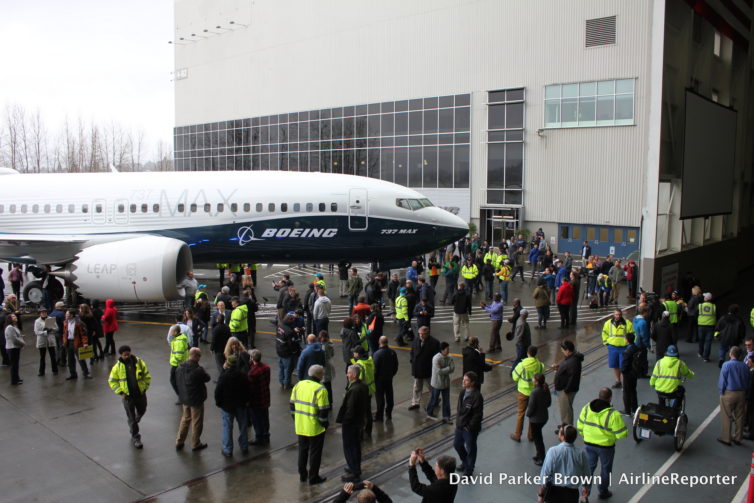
xmin=585 ymin=15 xmax=616 ymax=47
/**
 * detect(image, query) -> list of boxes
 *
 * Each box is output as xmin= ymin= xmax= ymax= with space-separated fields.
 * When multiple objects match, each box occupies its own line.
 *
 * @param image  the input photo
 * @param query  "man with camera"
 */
xmin=408 ymin=447 xmax=457 ymax=502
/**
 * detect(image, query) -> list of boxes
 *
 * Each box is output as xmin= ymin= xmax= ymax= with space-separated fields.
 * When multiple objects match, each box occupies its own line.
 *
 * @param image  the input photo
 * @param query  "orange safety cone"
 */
xmin=748 ymin=451 xmax=754 ymax=503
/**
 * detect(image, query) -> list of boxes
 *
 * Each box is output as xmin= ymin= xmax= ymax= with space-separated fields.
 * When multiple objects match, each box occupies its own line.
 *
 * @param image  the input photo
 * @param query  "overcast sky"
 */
xmin=0 ymin=0 xmax=174 ymax=153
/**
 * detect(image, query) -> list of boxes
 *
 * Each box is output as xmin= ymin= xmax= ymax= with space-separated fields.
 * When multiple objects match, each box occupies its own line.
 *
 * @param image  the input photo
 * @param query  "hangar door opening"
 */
xmin=348 ymin=188 xmax=368 ymax=230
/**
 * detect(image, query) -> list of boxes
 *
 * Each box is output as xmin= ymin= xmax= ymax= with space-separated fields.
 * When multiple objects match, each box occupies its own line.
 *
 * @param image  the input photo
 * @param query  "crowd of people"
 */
xmin=3 ymin=232 xmax=754 ymax=502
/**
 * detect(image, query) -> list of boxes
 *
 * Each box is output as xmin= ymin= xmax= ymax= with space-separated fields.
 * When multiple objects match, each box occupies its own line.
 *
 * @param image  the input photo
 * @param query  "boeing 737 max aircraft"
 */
xmin=0 ymin=169 xmax=467 ymax=302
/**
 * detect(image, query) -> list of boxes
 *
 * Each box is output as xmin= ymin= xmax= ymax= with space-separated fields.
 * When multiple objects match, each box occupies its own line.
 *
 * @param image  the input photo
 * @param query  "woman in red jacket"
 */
xmin=555 ymin=279 xmax=574 ymax=329
xmin=101 ymin=299 xmax=119 ymax=356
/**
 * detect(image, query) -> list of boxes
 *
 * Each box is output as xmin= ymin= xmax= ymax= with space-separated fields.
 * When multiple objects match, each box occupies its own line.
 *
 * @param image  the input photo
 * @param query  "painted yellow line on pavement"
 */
xmin=118 ymin=320 xmax=503 ymax=364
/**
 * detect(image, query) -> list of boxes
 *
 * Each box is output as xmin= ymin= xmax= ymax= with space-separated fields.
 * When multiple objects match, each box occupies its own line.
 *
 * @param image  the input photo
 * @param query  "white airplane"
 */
xmin=0 ymin=169 xmax=467 ymax=302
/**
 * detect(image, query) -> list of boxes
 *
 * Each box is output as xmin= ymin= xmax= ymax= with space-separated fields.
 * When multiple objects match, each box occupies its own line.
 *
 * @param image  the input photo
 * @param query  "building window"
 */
xmin=544 ymin=79 xmax=634 ymax=128
xmin=487 ymin=88 xmax=525 ymax=205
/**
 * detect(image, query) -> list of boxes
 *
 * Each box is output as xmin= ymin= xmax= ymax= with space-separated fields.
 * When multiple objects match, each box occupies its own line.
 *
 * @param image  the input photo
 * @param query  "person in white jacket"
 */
xmin=5 ymin=312 xmax=25 ymax=385
xmin=34 ymin=307 xmax=58 ymax=376
xmin=426 ymin=342 xmax=455 ymax=422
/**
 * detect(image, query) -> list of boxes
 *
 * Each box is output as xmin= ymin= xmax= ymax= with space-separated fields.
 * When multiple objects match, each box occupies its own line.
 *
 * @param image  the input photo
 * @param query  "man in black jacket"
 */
xmin=620 ymin=334 xmax=640 ymax=416
xmin=551 ymin=340 xmax=584 ymax=427
xmin=408 ymin=448 xmax=457 ymax=503
xmin=175 ymin=347 xmax=211 ymax=451
xmin=215 ymin=354 xmax=251 ymax=457
xmin=450 ymin=283 xmax=472 ymax=342
xmin=276 ymin=315 xmax=298 ymax=390
xmin=716 ymin=304 xmax=746 ymax=368
xmin=373 ymin=336 xmax=399 ymax=422
xmin=462 ymin=337 xmax=492 ymax=390
xmin=408 ymin=326 xmax=440 ymax=411
xmin=337 ymin=364 xmax=371 ymax=482
xmin=454 ymin=371 xmax=483 ymax=475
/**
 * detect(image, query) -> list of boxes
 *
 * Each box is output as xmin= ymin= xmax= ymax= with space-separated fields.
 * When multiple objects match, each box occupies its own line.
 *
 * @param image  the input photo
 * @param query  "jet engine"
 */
xmin=60 ymin=236 xmax=193 ymax=302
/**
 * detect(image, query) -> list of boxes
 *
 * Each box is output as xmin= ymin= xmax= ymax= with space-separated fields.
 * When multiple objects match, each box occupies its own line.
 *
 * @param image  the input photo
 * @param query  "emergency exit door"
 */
xmin=348 ymin=188 xmax=368 ymax=230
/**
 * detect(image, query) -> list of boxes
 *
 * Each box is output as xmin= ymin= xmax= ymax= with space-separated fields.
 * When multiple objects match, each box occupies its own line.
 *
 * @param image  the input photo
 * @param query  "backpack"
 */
xmin=630 ymin=347 xmax=648 ymax=376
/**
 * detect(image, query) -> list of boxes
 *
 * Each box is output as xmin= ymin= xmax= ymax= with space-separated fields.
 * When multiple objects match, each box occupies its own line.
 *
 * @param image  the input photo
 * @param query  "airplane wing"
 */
xmin=0 ymin=233 xmax=140 ymax=264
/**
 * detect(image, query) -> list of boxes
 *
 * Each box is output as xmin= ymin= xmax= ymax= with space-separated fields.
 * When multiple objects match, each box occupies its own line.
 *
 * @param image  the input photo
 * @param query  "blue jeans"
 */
xmin=499 ymin=281 xmax=509 ymax=303
xmin=584 ymin=444 xmax=614 ymax=496
xmin=454 ymin=428 xmax=479 ymax=475
xmin=698 ymin=326 xmax=714 ymax=360
xmin=426 ymin=386 xmax=450 ymax=419
xmin=484 ymin=279 xmax=494 ymax=299
xmin=719 ymin=343 xmax=731 ymax=364
xmin=221 ymin=407 xmax=249 ymax=454
xmin=278 ymin=356 xmax=293 ymax=387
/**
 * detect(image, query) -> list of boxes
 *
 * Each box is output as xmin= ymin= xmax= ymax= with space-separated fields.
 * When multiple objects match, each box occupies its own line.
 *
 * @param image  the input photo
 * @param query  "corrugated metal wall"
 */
xmin=174 ymin=0 xmax=655 ymax=228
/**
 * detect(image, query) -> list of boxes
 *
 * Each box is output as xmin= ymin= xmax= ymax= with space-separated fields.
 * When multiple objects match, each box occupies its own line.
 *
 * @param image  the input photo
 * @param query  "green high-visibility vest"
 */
xmin=663 ymin=300 xmax=679 ymax=324
xmin=169 ymin=334 xmax=189 ymax=367
xmin=698 ymin=302 xmax=716 ymax=326
xmin=290 ymin=379 xmax=329 ymax=436
xmin=395 ymin=295 xmax=408 ymax=321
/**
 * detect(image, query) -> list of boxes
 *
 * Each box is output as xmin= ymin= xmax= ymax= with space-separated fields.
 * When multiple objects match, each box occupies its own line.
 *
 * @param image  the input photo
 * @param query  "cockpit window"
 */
xmin=397 ymin=198 xmax=432 ymax=211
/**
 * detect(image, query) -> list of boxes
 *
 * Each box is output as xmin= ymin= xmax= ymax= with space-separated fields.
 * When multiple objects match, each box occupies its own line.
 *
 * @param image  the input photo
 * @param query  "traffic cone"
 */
xmin=746 ymin=452 xmax=754 ymax=503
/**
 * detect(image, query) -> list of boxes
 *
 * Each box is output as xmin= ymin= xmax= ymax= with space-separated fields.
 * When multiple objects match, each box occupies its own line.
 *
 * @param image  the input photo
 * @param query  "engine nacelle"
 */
xmin=63 ymin=236 xmax=193 ymax=302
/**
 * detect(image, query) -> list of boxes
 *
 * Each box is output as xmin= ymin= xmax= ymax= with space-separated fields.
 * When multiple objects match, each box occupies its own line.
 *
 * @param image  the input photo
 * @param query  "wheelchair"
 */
xmin=632 ymin=388 xmax=688 ymax=452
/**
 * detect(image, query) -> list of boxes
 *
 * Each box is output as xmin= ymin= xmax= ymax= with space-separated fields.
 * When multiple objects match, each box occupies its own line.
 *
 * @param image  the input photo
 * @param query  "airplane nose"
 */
xmin=430 ymin=208 xmax=468 ymax=243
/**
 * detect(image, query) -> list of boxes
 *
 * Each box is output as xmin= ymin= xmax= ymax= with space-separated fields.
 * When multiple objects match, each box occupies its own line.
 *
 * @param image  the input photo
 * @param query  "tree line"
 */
xmin=0 ymin=104 xmax=173 ymax=173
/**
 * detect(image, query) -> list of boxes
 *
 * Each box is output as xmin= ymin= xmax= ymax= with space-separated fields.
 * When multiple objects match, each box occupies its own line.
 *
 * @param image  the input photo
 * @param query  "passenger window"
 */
xmin=599 ymin=228 xmax=609 ymax=243
xmin=43 ymin=204 xmax=50 ymax=214
xmin=217 ymin=203 xmax=224 ymax=212
xmin=331 ymin=202 xmax=338 ymax=212
xmin=178 ymin=203 xmax=185 ymax=213
xmin=203 ymin=203 xmax=211 ymax=213
xmin=32 ymin=204 xmax=39 ymax=213
xmin=96 ymin=204 xmax=103 ymax=213
xmin=9 ymin=204 xmax=16 ymax=213
xmin=190 ymin=204 xmax=198 ymax=212
xmin=130 ymin=204 xmax=137 ymax=213
xmin=306 ymin=203 xmax=313 ymax=212
xmin=153 ymin=204 xmax=160 ymax=213
xmin=243 ymin=203 xmax=250 ymax=212
xmin=230 ymin=203 xmax=238 ymax=212
xmin=56 ymin=204 xmax=63 ymax=213
xmin=81 ymin=204 xmax=88 ymax=214
xmin=268 ymin=203 xmax=275 ymax=212
xmin=256 ymin=203 xmax=263 ymax=212
xmin=293 ymin=203 xmax=300 ymax=212
xmin=141 ymin=204 xmax=148 ymax=213
xmin=281 ymin=203 xmax=288 ymax=212
xmin=68 ymin=204 xmax=75 ymax=213
xmin=117 ymin=204 xmax=125 ymax=213
xmin=0 ymin=204 xmax=4 ymax=213
xmin=319 ymin=203 xmax=326 ymax=212
xmin=561 ymin=226 xmax=570 ymax=239
xmin=21 ymin=204 xmax=28 ymax=214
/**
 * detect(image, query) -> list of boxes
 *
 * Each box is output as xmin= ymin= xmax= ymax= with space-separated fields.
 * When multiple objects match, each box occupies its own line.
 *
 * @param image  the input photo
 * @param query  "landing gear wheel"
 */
xmin=674 ymin=414 xmax=688 ymax=452
xmin=23 ymin=281 xmax=44 ymax=306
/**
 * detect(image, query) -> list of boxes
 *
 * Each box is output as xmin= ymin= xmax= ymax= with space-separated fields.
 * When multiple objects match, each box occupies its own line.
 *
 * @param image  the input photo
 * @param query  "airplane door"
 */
xmin=348 ymin=188 xmax=368 ymax=231
xmin=92 ymin=198 xmax=107 ymax=225
xmin=114 ymin=199 xmax=128 ymax=225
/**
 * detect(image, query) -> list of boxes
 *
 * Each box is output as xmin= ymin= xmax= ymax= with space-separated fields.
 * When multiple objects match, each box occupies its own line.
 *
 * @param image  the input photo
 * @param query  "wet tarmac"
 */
xmin=1 ymin=264 xmax=750 ymax=503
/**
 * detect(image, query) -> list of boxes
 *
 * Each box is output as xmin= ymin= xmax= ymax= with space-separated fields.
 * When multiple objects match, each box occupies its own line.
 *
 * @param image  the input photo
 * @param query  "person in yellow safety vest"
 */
xmin=290 ymin=364 xmax=330 ymax=485
xmin=314 ymin=272 xmax=327 ymax=294
xmin=577 ymin=387 xmax=627 ymax=500
xmin=697 ymin=292 xmax=717 ymax=362
xmin=461 ymin=257 xmax=479 ymax=296
xmin=194 ymin=284 xmax=208 ymax=303
xmin=484 ymin=249 xmax=500 ymax=270
xmin=496 ymin=259 xmax=512 ymax=304
xmin=510 ymin=345 xmax=545 ymax=442
xmin=229 ymin=264 xmax=242 ymax=277
xmin=649 ymin=344 xmax=694 ymax=408
xmin=350 ymin=345 xmax=375 ymax=436
xmin=601 ymin=308 xmax=634 ymax=390
xmin=216 ymin=263 xmax=229 ymax=286
xmin=662 ymin=295 xmax=679 ymax=325
xmin=394 ymin=287 xmax=410 ymax=346
xmin=108 ymin=344 xmax=151 ymax=449
xmin=229 ymin=297 xmax=249 ymax=348
xmin=168 ymin=323 xmax=189 ymax=401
